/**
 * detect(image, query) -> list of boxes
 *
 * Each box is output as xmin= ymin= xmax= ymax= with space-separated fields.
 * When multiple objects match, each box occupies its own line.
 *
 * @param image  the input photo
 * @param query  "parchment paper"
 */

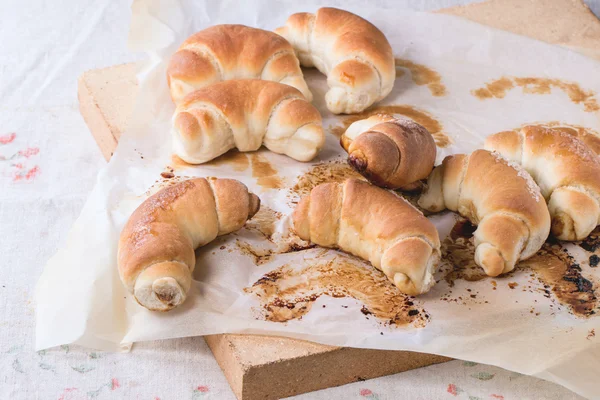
xmin=36 ymin=0 xmax=600 ymax=397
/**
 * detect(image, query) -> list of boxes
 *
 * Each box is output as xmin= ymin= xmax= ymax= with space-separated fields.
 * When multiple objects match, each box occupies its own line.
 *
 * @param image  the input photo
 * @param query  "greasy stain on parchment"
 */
xmin=204 ymin=149 xmax=250 ymax=171
xmin=395 ymin=58 xmax=447 ymax=97
xmin=235 ymin=236 xmax=317 ymax=266
xmin=170 ymin=154 xmax=194 ymax=170
xmin=249 ymin=152 xmax=284 ymax=189
xmin=170 ymin=150 xmax=250 ymax=172
xmin=441 ymin=219 xmax=490 ymax=286
xmin=441 ymin=219 xmax=598 ymax=318
xmin=243 ymin=206 xmax=282 ymax=240
xmin=245 ymin=254 xmax=429 ymax=326
xmin=328 ymin=105 xmax=452 ymax=148
xmin=472 ymin=76 xmax=600 ymax=112
xmin=291 ymin=160 xmax=364 ymax=197
xmin=520 ymin=241 xmax=598 ymax=318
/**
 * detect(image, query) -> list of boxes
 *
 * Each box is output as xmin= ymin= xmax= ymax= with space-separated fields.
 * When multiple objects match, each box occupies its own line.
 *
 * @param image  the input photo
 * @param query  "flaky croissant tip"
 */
xmin=393 ymin=272 xmax=425 ymax=297
xmin=248 ymin=193 xmax=261 ymax=220
xmin=474 ymin=243 xmax=506 ymax=277
xmin=340 ymin=135 xmax=352 ymax=152
xmin=134 ymin=277 xmax=186 ymax=312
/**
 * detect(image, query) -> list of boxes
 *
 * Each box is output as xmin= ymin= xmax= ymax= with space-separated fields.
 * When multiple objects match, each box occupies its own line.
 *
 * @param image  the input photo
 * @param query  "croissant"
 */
xmin=418 ymin=150 xmax=550 ymax=277
xmin=485 ymin=125 xmax=600 ymax=241
xmin=293 ymin=179 xmax=440 ymax=295
xmin=340 ymin=114 xmax=436 ymax=189
xmin=172 ymin=79 xmax=325 ymax=164
xmin=167 ymin=24 xmax=312 ymax=104
xmin=276 ymin=7 xmax=395 ymax=114
xmin=118 ymin=178 xmax=260 ymax=311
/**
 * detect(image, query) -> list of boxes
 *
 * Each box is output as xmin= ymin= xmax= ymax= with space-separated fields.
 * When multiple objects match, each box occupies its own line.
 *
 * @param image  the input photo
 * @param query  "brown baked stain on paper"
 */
xmin=204 ymin=149 xmax=250 ymax=171
xmin=521 ymin=242 xmax=598 ymax=318
xmin=249 ymin=153 xmax=284 ymax=189
xmin=441 ymin=219 xmax=490 ymax=286
xmin=171 ymin=150 xmax=250 ymax=171
xmin=395 ymin=58 xmax=447 ymax=97
xmin=292 ymin=160 xmax=363 ymax=196
xmin=328 ymin=104 xmax=451 ymax=148
xmin=244 ymin=206 xmax=282 ymax=239
xmin=472 ymin=76 xmax=600 ymax=112
xmin=170 ymin=154 xmax=194 ymax=170
xmin=245 ymin=255 xmax=429 ymax=326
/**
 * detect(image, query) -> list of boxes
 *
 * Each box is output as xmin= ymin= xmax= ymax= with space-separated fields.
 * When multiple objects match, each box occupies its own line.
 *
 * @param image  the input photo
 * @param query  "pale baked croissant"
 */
xmin=340 ymin=114 xmax=436 ymax=189
xmin=418 ymin=150 xmax=550 ymax=276
xmin=172 ymin=79 xmax=325 ymax=164
xmin=485 ymin=125 xmax=600 ymax=241
xmin=293 ymin=179 xmax=440 ymax=295
xmin=167 ymin=24 xmax=312 ymax=104
xmin=118 ymin=178 xmax=260 ymax=311
xmin=276 ymin=7 xmax=395 ymax=114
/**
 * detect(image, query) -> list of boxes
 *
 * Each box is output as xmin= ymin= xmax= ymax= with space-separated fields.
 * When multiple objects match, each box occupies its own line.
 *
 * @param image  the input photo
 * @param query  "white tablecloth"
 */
xmin=1 ymin=0 xmax=596 ymax=398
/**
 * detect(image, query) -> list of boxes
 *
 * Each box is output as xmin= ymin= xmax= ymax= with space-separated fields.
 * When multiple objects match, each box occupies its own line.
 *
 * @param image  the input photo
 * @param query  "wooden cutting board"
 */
xmin=77 ymin=1 xmax=600 ymax=399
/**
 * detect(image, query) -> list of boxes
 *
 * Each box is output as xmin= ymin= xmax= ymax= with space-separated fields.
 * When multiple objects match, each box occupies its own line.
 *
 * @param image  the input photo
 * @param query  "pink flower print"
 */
xmin=111 ymin=378 xmax=120 ymax=390
xmin=193 ymin=385 xmax=210 ymax=399
xmin=13 ymin=165 xmax=40 ymax=182
xmin=490 ymin=395 xmax=504 ymax=399
xmin=18 ymin=147 xmax=40 ymax=158
xmin=359 ymin=388 xmax=380 ymax=399
xmin=447 ymin=384 xmax=458 ymax=396
xmin=0 ymin=133 xmax=16 ymax=145
xmin=57 ymin=387 xmax=78 ymax=400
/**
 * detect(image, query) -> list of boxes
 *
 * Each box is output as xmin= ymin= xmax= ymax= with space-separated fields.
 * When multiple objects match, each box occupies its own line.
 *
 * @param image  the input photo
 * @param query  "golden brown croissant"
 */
xmin=293 ymin=179 xmax=440 ymax=295
xmin=276 ymin=7 xmax=395 ymax=114
xmin=167 ymin=24 xmax=312 ymax=104
xmin=340 ymin=114 xmax=436 ymax=189
xmin=485 ymin=125 xmax=600 ymax=240
xmin=418 ymin=150 xmax=550 ymax=276
xmin=172 ymin=80 xmax=325 ymax=164
xmin=118 ymin=178 xmax=260 ymax=311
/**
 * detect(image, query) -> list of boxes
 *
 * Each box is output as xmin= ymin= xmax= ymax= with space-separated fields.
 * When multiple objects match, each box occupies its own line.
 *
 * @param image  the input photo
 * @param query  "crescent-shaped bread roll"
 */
xmin=293 ymin=179 xmax=440 ymax=295
xmin=418 ymin=150 xmax=550 ymax=277
xmin=340 ymin=114 xmax=436 ymax=189
xmin=118 ymin=178 xmax=260 ymax=311
xmin=172 ymin=80 xmax=325 ymax=164
xmin=485 ymin=125 xmax=600 ymax=241
xmin=276 ymin=7 xmax=395 ymax=114
xmin=167 ymin=24 xmax=312 ymax=104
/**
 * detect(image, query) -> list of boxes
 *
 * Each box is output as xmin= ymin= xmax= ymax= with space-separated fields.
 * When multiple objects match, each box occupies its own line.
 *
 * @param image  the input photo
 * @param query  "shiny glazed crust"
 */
xmin=167 ymin=24 xmax=312 ymax=103
xmin=276 ymin=7 xmax=395 ymax=114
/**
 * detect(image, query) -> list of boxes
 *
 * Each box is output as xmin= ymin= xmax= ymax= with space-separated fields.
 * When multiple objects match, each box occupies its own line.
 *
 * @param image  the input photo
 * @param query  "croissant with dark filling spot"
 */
xmin=340 ymin=114 xmax=436 ymax=190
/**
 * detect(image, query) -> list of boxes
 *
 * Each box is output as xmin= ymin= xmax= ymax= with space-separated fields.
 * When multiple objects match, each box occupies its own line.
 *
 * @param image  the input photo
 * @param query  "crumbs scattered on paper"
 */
xmin=520 ymin=242 xmax=598 ymax=318
xmin=292 ymin=160 xmax=363 ymax=197
xmin=244 ymin=206 xmax=282 ymax=240
xmin=441 ymin=219 xmax=489 ymax=286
